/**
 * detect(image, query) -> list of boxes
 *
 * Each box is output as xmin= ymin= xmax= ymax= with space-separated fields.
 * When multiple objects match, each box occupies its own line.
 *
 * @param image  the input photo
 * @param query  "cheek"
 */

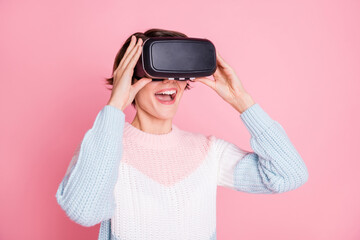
xmin=138 ymin=83 xmax=155 ymax=95
xmin=136 ymin=87 xmax=156 ymax=103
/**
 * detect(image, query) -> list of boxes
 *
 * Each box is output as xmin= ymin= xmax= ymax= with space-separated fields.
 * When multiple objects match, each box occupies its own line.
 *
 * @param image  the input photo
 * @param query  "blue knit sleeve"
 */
xmin=216 ymin=103 xmax=309 ymax=193
xmin=55 ymin=105 xmax=125 ymax=227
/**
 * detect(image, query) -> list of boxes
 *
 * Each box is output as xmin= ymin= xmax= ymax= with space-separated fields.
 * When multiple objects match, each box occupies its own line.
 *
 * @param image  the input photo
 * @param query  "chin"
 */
xmin=154 ymin=108 xmax=177 ymax=118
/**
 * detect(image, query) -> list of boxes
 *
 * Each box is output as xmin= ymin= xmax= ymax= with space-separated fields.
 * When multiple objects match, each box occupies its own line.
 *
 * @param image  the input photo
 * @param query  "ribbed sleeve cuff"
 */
xmin=239 ymin=103 xmax=275 ymax=138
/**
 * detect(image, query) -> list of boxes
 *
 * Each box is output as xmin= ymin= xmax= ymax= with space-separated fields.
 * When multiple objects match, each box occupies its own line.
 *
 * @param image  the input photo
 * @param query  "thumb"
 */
xmin=132 ymin=78 xmax=152 ymax=93
xmin=194 ymin=77 xmax=215 ymax=90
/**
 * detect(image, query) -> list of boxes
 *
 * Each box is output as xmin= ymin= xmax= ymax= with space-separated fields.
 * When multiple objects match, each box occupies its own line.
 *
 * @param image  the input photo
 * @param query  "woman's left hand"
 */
xmin=193 ymin=50 xmax=256 ymax=114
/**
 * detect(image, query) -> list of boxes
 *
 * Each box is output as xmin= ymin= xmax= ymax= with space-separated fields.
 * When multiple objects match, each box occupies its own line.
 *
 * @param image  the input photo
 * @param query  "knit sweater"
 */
xmin=55 ymin=103 xmax=309 ymax=240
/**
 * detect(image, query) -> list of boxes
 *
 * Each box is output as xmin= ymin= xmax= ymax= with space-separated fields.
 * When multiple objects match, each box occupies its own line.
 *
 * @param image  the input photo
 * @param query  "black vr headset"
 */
xmin=134 ymin=37 xmax=217 ymax=81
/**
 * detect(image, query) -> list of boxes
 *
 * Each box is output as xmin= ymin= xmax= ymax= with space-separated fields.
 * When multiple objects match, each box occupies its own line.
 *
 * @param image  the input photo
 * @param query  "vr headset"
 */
xmin=134 ymin=37 xmax=217 ymax=81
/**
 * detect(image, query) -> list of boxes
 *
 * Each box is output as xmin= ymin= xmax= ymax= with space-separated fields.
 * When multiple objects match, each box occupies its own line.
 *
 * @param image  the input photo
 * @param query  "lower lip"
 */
xmin=154 ymin=93 xmax=176 ymax=105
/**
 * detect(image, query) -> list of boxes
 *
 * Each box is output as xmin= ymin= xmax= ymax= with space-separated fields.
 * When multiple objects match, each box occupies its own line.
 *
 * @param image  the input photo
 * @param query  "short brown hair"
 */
xmin=104 ymin=28 xmax=195 ymax=109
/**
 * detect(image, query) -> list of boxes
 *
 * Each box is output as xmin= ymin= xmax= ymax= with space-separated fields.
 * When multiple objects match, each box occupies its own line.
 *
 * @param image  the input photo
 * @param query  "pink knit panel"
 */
xmin=122 ymin=124 xmax=212 ymax=186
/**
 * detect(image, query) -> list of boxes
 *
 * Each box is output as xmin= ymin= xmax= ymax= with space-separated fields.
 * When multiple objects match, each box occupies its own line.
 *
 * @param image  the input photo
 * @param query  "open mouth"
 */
xmin=154 ymin=92 xmax=176 ymax=101
xmin=154 ymin=89 xmax=177 ymax=103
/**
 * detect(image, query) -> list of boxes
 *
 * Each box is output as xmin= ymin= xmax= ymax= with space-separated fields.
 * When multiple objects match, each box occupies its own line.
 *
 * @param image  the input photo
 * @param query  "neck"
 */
xmin=131 ymin=113 xmax=173 ymax=135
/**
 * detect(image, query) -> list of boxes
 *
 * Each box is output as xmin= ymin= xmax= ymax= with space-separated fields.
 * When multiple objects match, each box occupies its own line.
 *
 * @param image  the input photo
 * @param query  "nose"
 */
xmin=161 ymin=78 xmax=176 ymax=83
xmin=161 ymin=78 xmax=178 ymax=85
xmin=161 ymin=78 xmax=180 ymax=88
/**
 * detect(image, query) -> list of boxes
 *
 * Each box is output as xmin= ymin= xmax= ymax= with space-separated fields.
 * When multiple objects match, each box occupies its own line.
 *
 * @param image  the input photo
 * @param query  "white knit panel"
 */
xmin=111 ymin=146 xmax=218 ymax=240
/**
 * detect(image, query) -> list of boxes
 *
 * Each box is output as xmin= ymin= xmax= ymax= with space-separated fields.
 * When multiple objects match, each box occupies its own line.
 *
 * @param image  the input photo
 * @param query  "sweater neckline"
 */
xmin=123 ymin=121 xmax=181 ymax=148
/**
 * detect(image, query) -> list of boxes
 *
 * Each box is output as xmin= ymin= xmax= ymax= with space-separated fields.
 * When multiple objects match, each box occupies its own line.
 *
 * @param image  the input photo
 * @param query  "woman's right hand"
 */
xmin=106 ymin=35 xmax=152 ymax=111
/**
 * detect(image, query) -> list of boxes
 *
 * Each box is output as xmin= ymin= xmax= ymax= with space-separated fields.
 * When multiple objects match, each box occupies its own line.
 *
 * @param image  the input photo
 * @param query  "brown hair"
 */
xmin=104 ymin=28 xmax=195 ymax=109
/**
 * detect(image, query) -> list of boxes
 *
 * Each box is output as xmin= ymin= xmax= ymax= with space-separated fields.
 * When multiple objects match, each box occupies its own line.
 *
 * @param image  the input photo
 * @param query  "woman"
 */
xmin=55 ymin=28 xmax=309 ymax=240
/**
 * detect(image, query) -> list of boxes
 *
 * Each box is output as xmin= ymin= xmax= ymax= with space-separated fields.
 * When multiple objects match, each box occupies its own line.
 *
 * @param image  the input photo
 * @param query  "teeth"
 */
xmin=156 ymin=90 xmax=176 ymax=95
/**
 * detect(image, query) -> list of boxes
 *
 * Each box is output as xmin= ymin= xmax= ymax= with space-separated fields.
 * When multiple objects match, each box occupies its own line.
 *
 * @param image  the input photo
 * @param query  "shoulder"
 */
xmin=175 ymin=126 xmax=230 ymax=155
xmin=176 ymin=127 xmax=212 ymax=147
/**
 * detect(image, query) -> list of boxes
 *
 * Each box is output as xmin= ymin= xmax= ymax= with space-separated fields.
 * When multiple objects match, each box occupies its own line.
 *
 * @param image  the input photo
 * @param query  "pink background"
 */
xmin=1 ymin=0 xmax=359 ymax=239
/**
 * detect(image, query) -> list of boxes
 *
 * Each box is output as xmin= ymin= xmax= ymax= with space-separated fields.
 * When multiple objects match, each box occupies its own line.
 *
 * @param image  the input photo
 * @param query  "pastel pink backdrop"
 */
xmin=1 ymin=0 xmax=359 ymax=239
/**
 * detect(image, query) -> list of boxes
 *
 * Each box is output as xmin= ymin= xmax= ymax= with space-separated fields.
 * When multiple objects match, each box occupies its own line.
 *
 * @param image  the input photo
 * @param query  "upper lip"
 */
xmin=155 ymin=88 xmax=178 ymax=94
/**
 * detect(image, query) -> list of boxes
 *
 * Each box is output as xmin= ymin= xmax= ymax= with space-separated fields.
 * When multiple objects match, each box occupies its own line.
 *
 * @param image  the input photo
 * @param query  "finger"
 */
xmin=116 ymin=37 xmax=141 ymax=75
xmin=132 ymin=77 xmax=152 ymax=93
xmin=119 ymin=38 xmax=142 ymax=74
xmin=216 ymin=49 xmax=230 ymax=69
xmin=126 ymin=39 xmax=142 ymax=71
xmin=194 ymin=77 xmax=215 ymax=90
xmin=213 ymin=67 xmax=223 ymax=79
xmin=119 ymin=35 xmax=137 ymax=68
xmin=124 ymin=38 xmax=143 ymax=72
